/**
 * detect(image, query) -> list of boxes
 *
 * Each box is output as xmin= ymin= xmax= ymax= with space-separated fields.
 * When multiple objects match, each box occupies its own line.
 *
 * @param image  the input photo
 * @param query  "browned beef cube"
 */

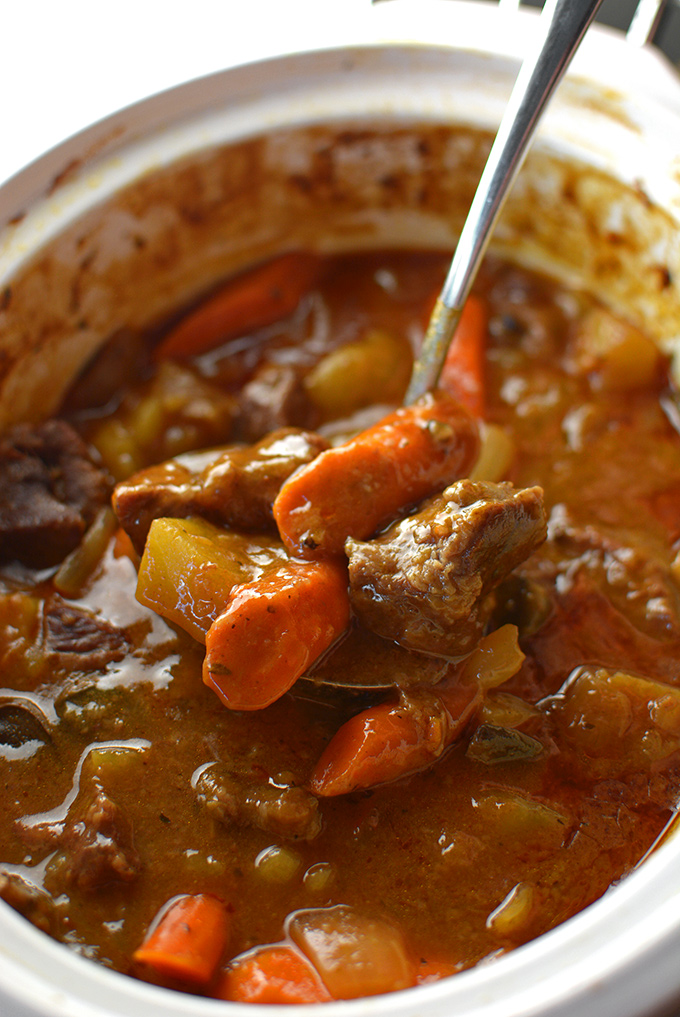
xmin=60 ymin=791 xmax=142 ymax=891
xmin=236 ymin=361 xmax=315 ymax=442
xmin=0 ymin=873 xmax=57 ymax=934
xmin=346 ymin=479 xmax=547 ymax=658
xmin=0 ymin=420 xmax=109 ymax=567
xmin=45 ymin=596 xmax=128 ymax=670
xmin=17 ymin=789 xmax=141 ymax=893
xmin=112 ymin=427 xmax=329 ymax=552
xmin=195 ymin=764 xmax=322 ymax=841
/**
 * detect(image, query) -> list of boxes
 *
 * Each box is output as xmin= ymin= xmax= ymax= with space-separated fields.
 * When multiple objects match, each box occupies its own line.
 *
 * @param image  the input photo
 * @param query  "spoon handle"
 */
xmin=405 ymin=0 xmax=604 ymax=404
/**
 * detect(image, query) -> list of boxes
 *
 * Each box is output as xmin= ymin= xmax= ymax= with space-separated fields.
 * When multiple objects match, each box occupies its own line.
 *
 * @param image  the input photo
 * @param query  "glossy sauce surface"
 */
xmin=1 ymin=251 xmax=680 ymax=998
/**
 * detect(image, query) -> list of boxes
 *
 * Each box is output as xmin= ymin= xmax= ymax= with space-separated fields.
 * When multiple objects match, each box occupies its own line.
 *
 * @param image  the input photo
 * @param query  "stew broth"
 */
xmin=1 ymin=251 xmax=679 ymax=1001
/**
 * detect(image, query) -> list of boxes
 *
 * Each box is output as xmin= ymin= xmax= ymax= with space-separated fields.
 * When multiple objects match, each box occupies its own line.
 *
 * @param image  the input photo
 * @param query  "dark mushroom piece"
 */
xmin=0 ymin=696 xmax=53 ymax=757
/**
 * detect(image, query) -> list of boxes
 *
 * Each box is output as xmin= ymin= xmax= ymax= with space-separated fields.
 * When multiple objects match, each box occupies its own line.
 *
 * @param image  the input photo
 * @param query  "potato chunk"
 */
xmin=287 ymin=905 xmax=415 ymax=999
xmin=545 ymin=666 xmax=680 ymax=776
xmin=570 ymin=307 xmax=661 ymax=391
xmin=136 ymin=517 xmax=287 ymax=642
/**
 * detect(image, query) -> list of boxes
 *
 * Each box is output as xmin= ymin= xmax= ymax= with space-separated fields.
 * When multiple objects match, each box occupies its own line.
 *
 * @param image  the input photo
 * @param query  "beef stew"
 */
xmin=1 ymin=249 xmax=679 ymax=1003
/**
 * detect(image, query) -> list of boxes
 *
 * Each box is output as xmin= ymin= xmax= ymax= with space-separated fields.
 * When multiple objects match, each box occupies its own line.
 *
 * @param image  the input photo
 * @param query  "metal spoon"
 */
xmin=299 ymin=0 xmax=605 ymax=697
xmin=406 ymin=0 xmax=605 ymax=404
xmin=300 ymin=0 xmax=605 ymax=697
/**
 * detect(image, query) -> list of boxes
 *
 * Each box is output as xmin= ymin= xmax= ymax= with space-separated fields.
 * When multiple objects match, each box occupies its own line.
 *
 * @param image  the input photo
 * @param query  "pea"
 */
xmin=303 ymin=861 xmax=336 ymax=893
xmin=486 ymin=882 xmax=535 ymax=938
xmin=254 ymin=845 xmax=301 ymax=884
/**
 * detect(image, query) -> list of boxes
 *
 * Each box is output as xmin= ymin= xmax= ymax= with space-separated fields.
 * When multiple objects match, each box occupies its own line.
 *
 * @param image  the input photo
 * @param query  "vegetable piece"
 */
xmin=480 ymin=690 xmax=539 ymax=729
xmin=466 ymin=724 xmax=543 ymax=765
xmin=570 ymin=306 xmax=661 ymax=391
xmin=273 ymin=392 xmax=480 ymax=559
xmin=133 ymin=893 xmax=230 ymax=987
xmin=254 ymin=845 xmax=302 ymax=884
xmin=203 ymin=559 xmax=351 ymax=710
xmin=438 ymin=294 xmax=487 ymax=418
xmin=545 ymin=665 xmax=680 ymax=776
xmin=156 ymin=252 xmax=322 ymax=360
xmin=112 ymin=526 xmax=139 ymax=565
xmin=287 ymin=904 xmax=416 ymax=999
xmin=136 ymin=518 xmax=288 ymax=643
xmin=216 ymin=944 xmax=332 ymax=1004
xmin=309 ymin=626 xmax=525 ymax=796
xmin=89 ymin=362 xmax=237 ymax=481
xmin=89 ymin=417 xmax=141 ymax=482
xmin=459 ymin=624 xmax=526 ymax=690
xmin=303 ymin=327 xmax=412 ymax=421
xmin=52 ymin=507 xmax=118 ymax=597
xmin=308 ymin=682 xmax=481 ymax=796
xmin=474 ymin=788 xmax=569 ymax=857
xmin=469 ymin=423 xmax=515 ymax=482
xmin=486 ymin=882 xmax=536 ymax=938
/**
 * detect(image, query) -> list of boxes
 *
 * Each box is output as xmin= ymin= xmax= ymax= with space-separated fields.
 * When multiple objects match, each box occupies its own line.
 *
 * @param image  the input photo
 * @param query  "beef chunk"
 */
xmin=113 ymin=427 xmax=329 ymax=552
xmin=18 ymin=787 xmax=141 ymax=893
xmin=346 ymin=479 xmax=547 ymax=657
xmin=0 ymin=700 xmax=51 ymax=750
xmin=0 ymin=420 xmax=109 ymax=567
xmin=195 ymin=764 xmax=322 ymax=841
xmin=236 ymin=362 xmax=314 ymax=442
xmin=524 ymin=575 xmax=680 ymax=693
xmin=0 ymin=872 xmax=57 ymax=934
xmin=45 ymin=596 xmax=128 ymax=671
xmin=62 ymin=790 xmax=141 ymax=891
xmin=545 ymin=503 xmax=680 ymax=638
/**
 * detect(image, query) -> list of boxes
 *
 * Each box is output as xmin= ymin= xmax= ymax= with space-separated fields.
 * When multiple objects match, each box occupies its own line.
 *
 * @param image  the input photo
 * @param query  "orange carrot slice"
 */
xmin=156 ymin=251 xmax=322 ymax=359
xmin=216 ymin=944 xmax=332 ymax=1004
xmin=273 ymin=392 xmax=480 ymax=560
xmin=133 ymin=893 xmax=230 ymax=987
xmin=309 ymin=682 xmax=481 ymax=796
xmin=203 ymin=558 xmax=350 ymax=710
xmin=439 ymin=294 xmax=488 ymax=419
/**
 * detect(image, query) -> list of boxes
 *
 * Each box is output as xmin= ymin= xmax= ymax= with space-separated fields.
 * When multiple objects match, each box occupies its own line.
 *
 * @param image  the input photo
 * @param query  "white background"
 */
xmin=1 ymin=0 xmax=678 ymax=189
xmin=0 ymin=0 xmax=373 ymax=187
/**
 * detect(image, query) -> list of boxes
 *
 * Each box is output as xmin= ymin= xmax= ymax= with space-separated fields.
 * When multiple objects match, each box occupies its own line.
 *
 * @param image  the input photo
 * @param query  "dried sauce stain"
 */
xmin=559 ymin=78 xmax=641 ymax=133
xmin=48 ymin=159 xmax=86 ymax=197
xmin=45 ymin=125 xmax=128 ymax=198
xmin=3 ymin=121 xmax=680 ymax=434
xmin=653 ymin=265 xmax=673 ymax=291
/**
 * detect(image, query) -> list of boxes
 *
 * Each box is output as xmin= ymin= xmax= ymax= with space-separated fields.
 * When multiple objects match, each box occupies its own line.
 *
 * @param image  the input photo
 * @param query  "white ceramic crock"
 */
xmin=2 ymin=4 xmax=680 ymax=1016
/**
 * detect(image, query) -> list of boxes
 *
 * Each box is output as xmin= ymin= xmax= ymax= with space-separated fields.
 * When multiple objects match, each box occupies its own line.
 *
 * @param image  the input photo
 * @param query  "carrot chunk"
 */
xmin=273 ymin=392 xmax=480 ymax=560
xmin=112 ymin=526 xmax=139 ymax=565
xmin=438 ymin=294 xmax=488 ymax=418
xmin=203 ymin=559 xmax=350 ymax=710
xmin=309 ymin=682 xmax=481 ymax=796
xmin=216 ymin=944 xmax=332 ymax=1004
xmin=133 ymin=893 xmax=230 ymax=988
xmin=156 ymin=252 xmax=322 ymax=360
xmin=416 ymin=956 xmax=460 ymax=983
